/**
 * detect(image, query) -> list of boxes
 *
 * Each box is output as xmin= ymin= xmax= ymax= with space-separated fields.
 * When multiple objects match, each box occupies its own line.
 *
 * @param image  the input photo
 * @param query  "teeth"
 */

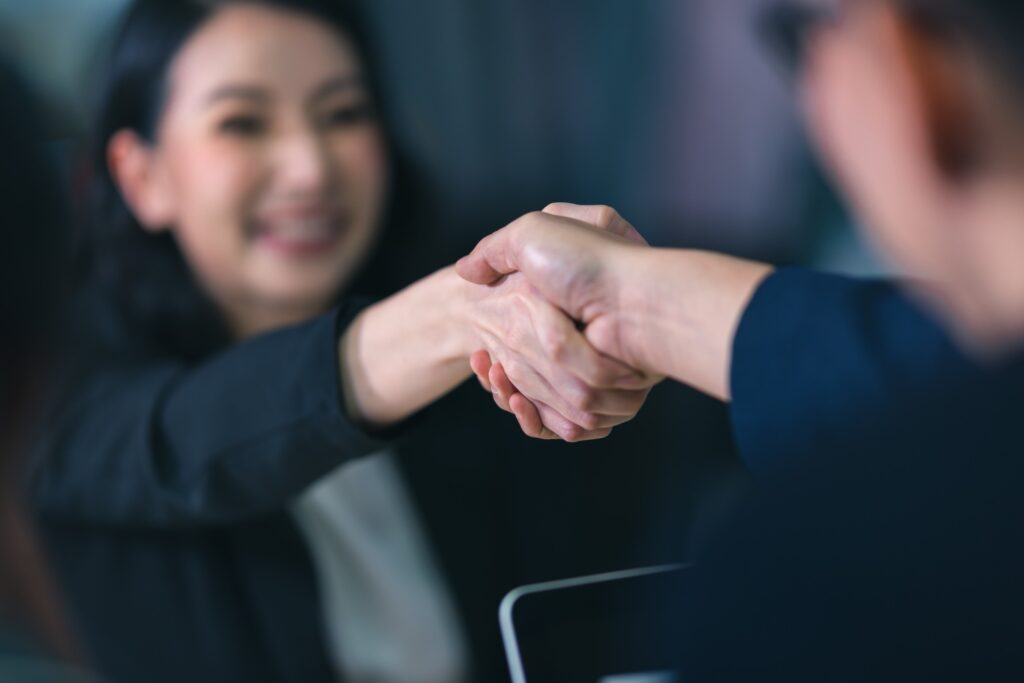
xmin=263 ymin=219 xmax=338 ymax=241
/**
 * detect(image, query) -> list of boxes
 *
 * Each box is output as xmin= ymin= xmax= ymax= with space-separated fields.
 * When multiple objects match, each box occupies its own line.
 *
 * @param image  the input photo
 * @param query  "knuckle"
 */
xmin=595 ymin=205 xmax=619 ymax=227
xmin=568 ymin=383 xmax=599 ymax=413
xmin=562 ymin=424 xmax=583 ymax=442
xmin=586 ymin=364 xmax=617 ymax=388
xmin=577 ymin=412 xmax=601 ymax=431
xmin=502 ymin=358 xmax=524 ymax=383
xmin=523 ymin=210 xmax=547 ymax=225
xmin=542 ymin=329 xmax=570 ymax=363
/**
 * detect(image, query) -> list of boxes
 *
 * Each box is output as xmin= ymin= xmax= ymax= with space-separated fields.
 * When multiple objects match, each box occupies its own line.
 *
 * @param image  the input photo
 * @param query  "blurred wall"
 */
xmin=0 ymin=0 xmax=834 ymax=264
xmin=359 ymin=0 xmax=816 ymax=260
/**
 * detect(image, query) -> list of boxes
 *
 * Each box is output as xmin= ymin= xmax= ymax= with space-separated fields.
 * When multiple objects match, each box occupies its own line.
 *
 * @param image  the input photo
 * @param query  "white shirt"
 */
xmin=291 ymin=452 xmax=469 ymax=683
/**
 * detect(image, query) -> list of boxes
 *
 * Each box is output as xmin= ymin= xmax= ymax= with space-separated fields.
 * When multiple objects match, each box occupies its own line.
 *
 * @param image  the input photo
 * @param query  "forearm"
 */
xmin=340 ymin=266 xmax=476 ymax=427
xmin=32 ymin=306 xmax=383 ymax=525
xmin=615 ymin=249 xmax=773 ymax=401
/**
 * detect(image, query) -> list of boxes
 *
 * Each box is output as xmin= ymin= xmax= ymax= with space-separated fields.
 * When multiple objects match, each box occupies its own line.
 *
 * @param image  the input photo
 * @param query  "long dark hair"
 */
xmin=81 ymin=0 xmax=434 ymax=361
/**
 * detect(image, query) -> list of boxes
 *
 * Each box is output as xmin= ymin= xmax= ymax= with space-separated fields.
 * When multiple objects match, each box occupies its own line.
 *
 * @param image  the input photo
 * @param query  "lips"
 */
xmin=252 ymin=206 xmax=349 ymax=257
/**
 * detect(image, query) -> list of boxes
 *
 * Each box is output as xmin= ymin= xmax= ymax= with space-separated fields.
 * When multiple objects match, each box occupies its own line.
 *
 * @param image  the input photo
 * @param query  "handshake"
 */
xmin=453 ymin=202 xmax=772 ymax=441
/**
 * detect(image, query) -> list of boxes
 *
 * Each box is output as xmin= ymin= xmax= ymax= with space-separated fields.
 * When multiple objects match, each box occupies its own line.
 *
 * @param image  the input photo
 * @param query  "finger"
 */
xmin=542 ymin=203 xmax=648 ymax=246
xmin=470 ymin=350 xmax=493 ymax=392
xmin=490 ymin=361 xmax=518 ymax=403
xmin=536 ymin=305 xmax=651 ymax=390
xmin=500 ymin=357 xmax=600 ymax=431
xmin=508 ymin=393 xmax=559 ymax=440
xmin=531 ymin=398 xmax=613 ymax=442
xmin=500 ymin=354 xmax=627 ymax=435
xmin=493 ymin=348 xmax=630 ymax=431
xmin=455 ymin=225 xmax=520 ymax=285
xmin=563 ymin=384 xmax=654 ymax=419
xmin=488 ymin=363 xmax=515 ymax=413
xmin=492 ymin=360 xmax=629 ymax=428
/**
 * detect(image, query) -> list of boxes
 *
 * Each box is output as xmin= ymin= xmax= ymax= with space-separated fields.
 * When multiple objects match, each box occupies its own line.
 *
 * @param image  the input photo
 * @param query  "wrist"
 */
xmin=613 ymin=249 xmax=773 ymax=399
xmin=605 ymin=246 xmax=670 ymax=374
xmin=434 ymin=265 xmax=489 ymax=361
xmin=338 ymin=266 xmax=477 ymax=427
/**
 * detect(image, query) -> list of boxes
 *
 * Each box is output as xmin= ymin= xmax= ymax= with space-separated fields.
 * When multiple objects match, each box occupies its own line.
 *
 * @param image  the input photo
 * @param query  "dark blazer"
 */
xmin=31 ymin=289 xmax=737 ymax=683
xmin=670 ymin=269 xmax=1024 ymax=681
xmin=728 ymin=268 xmax=974 ymax=475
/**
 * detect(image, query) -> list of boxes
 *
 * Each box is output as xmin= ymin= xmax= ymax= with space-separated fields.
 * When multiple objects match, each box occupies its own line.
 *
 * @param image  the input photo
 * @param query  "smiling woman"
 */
xmin=28 ymin=1 xmax=656 ymax=682
xmin=105 ymin=3 xmax=388 ymax=338
xmin=85 ymin=0 xmax=408 ymax=357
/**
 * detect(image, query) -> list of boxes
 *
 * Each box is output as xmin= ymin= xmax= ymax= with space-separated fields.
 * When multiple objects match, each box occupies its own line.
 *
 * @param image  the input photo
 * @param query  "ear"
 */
xmin=888 ymin=7 xmax=977 ymax=180
xmin=107 ymin=129 xmax=176 ymax=233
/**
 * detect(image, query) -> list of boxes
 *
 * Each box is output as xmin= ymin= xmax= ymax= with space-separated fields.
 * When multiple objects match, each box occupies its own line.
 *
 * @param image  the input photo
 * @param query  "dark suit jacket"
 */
xmin=30 ymin=289 xmax=737 ymax=683
xmin=669 ymin=269 xmax=1024 ymax=681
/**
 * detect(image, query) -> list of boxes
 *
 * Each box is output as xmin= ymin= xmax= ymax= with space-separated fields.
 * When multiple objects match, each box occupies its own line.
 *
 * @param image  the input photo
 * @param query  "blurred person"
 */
xmin=28 ymin=1 xmax=656 ymax=682
xmin=459 ymin=0 xmax=1024 ymax=677
xmin=0 ymin=59 xmax=93 ymax=682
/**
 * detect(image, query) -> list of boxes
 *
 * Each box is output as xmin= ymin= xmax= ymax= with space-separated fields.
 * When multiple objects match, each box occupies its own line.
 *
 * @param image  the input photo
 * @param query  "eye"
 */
xmin=218 ymin=114 xmax=266 ymax=137
xmin=325 ymin=103 xmax=374 ymax=128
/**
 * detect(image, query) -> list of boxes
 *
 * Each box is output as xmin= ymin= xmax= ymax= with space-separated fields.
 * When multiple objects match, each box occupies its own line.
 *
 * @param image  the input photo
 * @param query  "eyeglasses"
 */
xmin=758 ymin=2 xmax=838 ymax=73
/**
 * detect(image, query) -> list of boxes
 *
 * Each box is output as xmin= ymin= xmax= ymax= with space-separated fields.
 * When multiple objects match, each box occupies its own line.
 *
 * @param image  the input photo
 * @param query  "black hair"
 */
xmin=82 ymin=0 xmax=434 ymax=361
xmin=898 ymin=0 xmax=1024 ymax=89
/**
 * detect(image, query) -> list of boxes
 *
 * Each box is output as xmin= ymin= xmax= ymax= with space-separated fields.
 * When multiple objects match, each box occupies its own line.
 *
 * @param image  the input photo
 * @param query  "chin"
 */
xmin=255 ymin=276 xmax=344 ymax=314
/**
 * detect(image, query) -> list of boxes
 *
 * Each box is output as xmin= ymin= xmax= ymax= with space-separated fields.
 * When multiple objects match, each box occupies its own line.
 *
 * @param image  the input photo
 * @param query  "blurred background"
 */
xmin=0 ymin=0 xmax=880 ymax=271
xmin=0 ymin=1 xmax=892 ymax=678
xmin=0 ymin=0 xmax=887 ymax=612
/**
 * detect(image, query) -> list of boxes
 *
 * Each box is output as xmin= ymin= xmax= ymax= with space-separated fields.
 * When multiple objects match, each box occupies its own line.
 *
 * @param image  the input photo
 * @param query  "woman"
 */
xmin=29 ymin=1 xmax=654 ymax=682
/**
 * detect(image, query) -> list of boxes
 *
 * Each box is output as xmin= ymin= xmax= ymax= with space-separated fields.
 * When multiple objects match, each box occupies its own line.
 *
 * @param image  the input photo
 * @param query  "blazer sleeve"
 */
xmin=29 ymin=301 xmax=389 ymax=527
xmin=728 ymin=267 xmax=975 ymax=476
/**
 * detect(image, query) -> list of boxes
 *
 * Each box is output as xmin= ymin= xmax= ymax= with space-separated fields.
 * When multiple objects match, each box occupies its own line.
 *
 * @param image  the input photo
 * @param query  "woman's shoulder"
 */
xmin=64 ymin=284 xmax=224 ymax=370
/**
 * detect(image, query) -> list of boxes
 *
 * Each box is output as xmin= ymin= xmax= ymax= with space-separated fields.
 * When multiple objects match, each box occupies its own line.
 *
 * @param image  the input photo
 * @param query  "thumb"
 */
xmin=455 ymin=226 xmax=520 ymax=284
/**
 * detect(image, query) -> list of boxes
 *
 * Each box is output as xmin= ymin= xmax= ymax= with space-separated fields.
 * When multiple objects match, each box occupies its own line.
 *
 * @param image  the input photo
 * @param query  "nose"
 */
xmin=273 ymin=128 xmax=334 ymax=199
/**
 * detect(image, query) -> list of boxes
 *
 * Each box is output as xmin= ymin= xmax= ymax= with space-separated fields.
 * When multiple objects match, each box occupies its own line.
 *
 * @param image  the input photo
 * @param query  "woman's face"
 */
xmin=133 ymin=4 xmax=388 ymax=329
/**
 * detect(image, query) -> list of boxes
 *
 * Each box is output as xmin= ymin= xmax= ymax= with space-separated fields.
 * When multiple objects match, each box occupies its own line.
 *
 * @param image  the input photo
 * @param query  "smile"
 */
xmin=252 ymin=209 xmax=350 ymax=257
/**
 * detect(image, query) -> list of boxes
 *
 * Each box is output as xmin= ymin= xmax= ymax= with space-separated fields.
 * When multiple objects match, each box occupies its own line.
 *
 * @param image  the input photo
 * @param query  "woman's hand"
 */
xmin=338 ymin=265 xmax=655 ymax=441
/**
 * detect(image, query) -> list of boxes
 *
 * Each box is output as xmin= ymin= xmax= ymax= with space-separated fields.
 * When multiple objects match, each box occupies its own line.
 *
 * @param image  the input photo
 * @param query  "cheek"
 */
xmin=171 ymin=138 xmax=263 ymax=221
xmin=163 ymin=137 xmax=267 ymax=291
xmin=332 ymin=129 xmax=388 ymax=211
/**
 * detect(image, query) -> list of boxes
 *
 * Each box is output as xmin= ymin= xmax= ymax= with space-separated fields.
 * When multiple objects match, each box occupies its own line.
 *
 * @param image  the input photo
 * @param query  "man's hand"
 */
xmin=457 ymin=203 xmax=651 ymax=367
xmin=458 ymin=203 xmax=773 ymax=436
xmin=458 ymin=204 xmax=661 ymax=438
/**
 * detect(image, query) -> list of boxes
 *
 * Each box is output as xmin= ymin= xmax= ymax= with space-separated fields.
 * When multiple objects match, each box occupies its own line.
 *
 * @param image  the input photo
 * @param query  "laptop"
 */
xmin=499 ymin=564 xmax=689 ymax=683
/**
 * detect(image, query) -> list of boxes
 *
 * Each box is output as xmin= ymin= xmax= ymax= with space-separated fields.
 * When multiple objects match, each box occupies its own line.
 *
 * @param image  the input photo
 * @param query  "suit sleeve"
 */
xmin=729 ymin=267 xmax=974 ymax=476
xmin=29 ymin=301 xmax=388 ymax=527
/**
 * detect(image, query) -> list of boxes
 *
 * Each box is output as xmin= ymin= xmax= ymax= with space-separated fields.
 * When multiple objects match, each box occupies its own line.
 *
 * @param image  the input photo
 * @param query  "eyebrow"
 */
xmin=204 ymin=84 xmax=270 ymax=106
xmin=203 ymin=75 xmax=365 ymax=108
xmin=309 ymin=75 xmax=365 ymax=104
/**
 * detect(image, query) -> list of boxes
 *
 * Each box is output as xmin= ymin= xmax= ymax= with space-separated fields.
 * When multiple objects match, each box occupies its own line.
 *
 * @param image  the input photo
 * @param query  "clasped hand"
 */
xmin=459 ymin=203 xmax=659 ymax=441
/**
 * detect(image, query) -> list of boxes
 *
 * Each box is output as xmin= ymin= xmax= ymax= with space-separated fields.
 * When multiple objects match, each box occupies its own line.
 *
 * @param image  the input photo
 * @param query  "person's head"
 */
xmin=767 ymin=0 xmax=1024 ymax=355
xmin=89 ymin=0 xmax=422 ymax=350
